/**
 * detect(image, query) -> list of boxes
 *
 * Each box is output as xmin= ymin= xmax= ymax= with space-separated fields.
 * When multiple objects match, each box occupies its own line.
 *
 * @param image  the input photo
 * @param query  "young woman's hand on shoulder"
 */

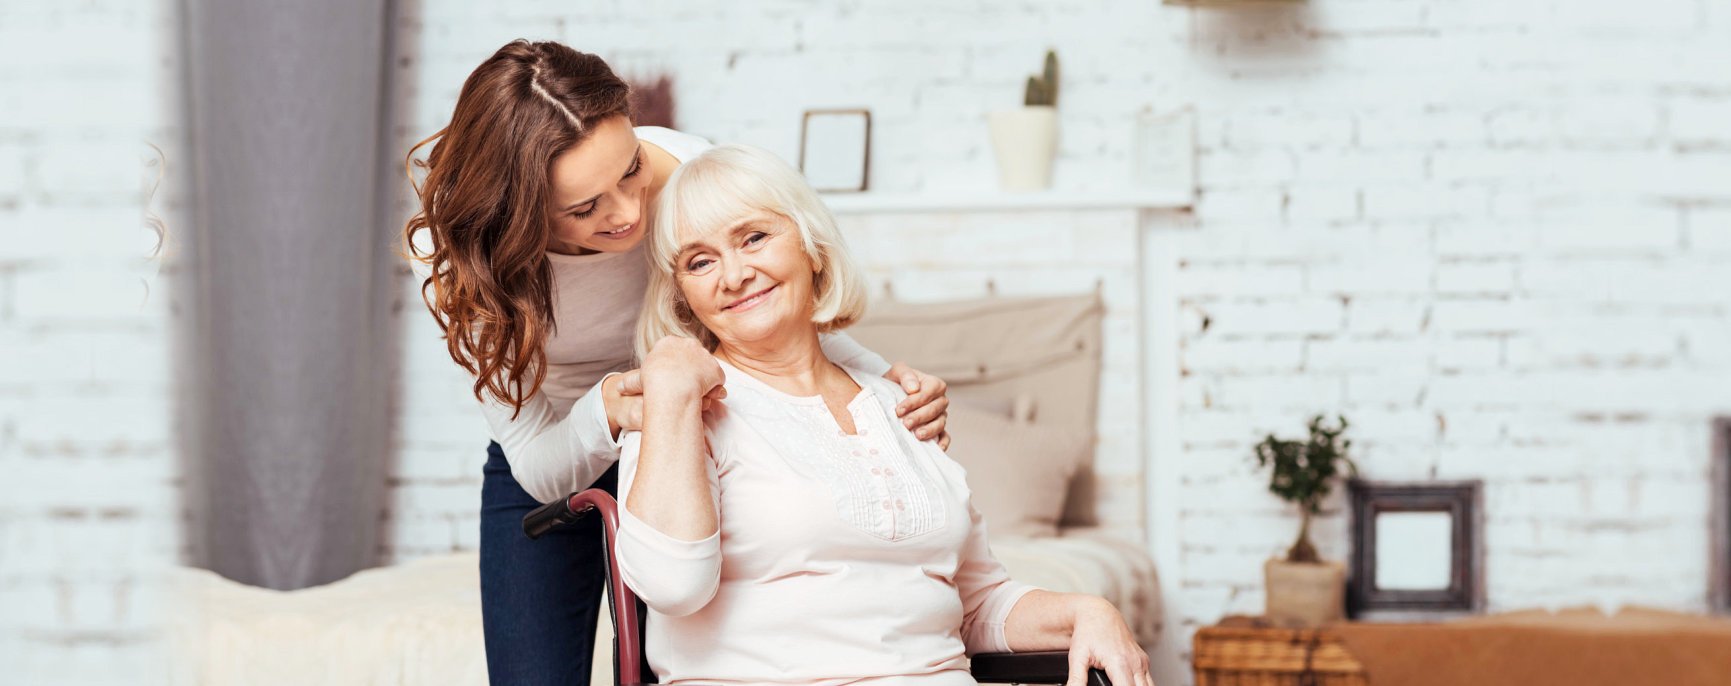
xmin=885 ymin=362 xmax=951 ymax=450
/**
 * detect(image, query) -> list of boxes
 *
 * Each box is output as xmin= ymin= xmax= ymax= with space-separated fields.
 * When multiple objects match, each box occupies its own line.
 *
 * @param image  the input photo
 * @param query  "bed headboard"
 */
xmin=844 ymin=292 xmax=1106 ymax=526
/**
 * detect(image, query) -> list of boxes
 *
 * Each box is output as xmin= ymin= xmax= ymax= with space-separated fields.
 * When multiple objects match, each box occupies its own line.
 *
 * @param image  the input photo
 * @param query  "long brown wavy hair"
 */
xmin=404 ymin=40 xmax=631 ymax=416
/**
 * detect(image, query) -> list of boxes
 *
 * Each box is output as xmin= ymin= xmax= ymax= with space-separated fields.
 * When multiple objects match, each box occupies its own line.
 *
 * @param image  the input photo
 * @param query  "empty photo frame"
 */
xmin=1348 ymin=480 xmax=1484 ymax=618
xmin=799 ymin=109 xmax=871 ymax=193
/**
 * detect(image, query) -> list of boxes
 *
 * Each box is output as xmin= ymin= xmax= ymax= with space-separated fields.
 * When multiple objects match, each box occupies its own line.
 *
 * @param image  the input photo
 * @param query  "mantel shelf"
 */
xmin=818 ymin=189 xmax=1194 ymax=214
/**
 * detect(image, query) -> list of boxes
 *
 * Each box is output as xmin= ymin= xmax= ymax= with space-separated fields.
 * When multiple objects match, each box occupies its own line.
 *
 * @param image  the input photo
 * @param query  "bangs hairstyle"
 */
xmin=636 ymin=144 xmax=867 ymax=360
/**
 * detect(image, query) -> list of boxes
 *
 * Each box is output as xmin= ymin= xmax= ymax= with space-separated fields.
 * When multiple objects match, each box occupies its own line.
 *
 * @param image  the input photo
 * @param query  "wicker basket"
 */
xmin=1192 ymin=620 xmax=1369 ymax=686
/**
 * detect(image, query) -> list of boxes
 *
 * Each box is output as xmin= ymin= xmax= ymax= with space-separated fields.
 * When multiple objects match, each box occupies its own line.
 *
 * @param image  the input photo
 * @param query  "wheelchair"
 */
xmin=525 ymin=489 xmax=1110 ymax=686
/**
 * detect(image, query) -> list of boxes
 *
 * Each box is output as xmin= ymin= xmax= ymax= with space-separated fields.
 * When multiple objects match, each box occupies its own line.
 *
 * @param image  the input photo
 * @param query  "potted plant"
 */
xmin=1252 ymin=415 xmax=1358 ymax=627
xmin=987 ymin=50 xmax=1060 ymax=192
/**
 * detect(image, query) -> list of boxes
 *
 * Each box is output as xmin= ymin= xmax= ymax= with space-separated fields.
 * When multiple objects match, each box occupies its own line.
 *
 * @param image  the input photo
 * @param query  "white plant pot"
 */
xmin=987 ymin=106 xmax=1058 ymax=192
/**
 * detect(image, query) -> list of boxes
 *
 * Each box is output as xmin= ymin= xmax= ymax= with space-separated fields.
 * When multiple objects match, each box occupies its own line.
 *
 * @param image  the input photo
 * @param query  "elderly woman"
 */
xmin=613 ymin=145 xmax=1153 ymax=686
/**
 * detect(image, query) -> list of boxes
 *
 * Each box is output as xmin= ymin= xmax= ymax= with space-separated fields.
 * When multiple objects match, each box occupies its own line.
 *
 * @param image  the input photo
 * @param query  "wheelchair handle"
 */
xmin=523 ymin=493 xmax=590 ymax=539
xmin=521 ymin=489 xmax=647 ymax=685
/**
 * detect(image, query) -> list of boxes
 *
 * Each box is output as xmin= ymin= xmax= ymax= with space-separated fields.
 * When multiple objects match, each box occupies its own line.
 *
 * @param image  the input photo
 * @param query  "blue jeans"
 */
xmin=480 ymin=441 xmax=615 ymax=686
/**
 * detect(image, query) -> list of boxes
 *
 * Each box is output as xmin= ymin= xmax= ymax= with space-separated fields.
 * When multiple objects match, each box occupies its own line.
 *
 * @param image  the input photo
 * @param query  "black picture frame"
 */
xmin=1348 ymin=480 xmax=1484 ymax=619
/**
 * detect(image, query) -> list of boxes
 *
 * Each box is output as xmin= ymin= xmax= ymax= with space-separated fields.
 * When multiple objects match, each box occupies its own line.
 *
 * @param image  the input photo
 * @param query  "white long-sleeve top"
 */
xmin=408 ymin=126 xmax=891 ymax=502
xmin=616 ymin=359 xmax=1036 ymax=686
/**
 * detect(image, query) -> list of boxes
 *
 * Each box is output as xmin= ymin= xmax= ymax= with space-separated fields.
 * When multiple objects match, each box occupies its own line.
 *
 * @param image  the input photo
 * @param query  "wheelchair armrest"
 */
xmin=970 ymin=651 xmax=1110 ymax=685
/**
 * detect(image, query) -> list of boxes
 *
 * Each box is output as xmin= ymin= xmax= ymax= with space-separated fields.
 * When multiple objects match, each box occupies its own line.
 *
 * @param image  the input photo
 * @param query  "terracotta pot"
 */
xmin=987 ymin=106 xmax=1058 ymax=191
xmin=1264 ymin=558 xmax=1347 ymax=627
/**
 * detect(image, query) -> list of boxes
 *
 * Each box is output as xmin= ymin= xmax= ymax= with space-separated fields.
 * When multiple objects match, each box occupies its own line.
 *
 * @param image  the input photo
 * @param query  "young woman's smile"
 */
xmin=593 ymin=219 xmax=639 ymax=242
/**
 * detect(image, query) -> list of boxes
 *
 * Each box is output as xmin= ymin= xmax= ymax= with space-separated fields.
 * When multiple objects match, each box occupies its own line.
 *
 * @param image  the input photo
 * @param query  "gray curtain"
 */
xmin=178 ymin=0 xmax=400 ymax=590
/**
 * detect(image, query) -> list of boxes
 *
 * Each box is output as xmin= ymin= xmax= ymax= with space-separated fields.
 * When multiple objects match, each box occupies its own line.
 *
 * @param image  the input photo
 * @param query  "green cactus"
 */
xmin=1022 ymin=50 xmax=1060 ymax=107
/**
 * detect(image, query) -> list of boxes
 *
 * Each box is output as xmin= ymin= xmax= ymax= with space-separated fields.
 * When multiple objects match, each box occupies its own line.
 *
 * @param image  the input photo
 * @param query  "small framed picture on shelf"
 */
xmin=799 ymin=108 xmax=871 ymax=193
xmin=1348 ymin=480 xmax=1484 ymax=619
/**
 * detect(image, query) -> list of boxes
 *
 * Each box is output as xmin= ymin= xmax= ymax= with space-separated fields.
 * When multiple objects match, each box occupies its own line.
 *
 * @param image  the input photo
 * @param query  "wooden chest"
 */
xmin=1192 ymin=622 xmax=1370 ymax=686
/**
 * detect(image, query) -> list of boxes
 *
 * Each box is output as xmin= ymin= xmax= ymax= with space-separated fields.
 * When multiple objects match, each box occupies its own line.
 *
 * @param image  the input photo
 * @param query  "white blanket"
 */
xmin=170 ymin=536 xmax=1157 ymax=685
xmin=993 ymin=530 xmax=1164 ymax=648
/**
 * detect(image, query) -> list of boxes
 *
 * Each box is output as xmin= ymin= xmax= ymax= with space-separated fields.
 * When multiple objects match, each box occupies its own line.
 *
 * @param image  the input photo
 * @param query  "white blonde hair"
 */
xmin=636 ymin=144 xmax=867 ymax=360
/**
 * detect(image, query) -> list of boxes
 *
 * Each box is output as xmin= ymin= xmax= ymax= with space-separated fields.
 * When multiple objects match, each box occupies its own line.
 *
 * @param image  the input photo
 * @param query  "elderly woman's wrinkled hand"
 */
xmin=1066 ymin=597 xmax=1154 ymax=686
xmin=641 ymin=336 xmax=727 ymax=411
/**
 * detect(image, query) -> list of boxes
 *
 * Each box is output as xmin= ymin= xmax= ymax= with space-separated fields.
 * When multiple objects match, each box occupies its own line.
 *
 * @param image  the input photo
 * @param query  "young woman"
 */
xmin=404 ymin=41 xmax=953 ymax=685
xmin=616 ymin=144 xmax=1153 ymax=686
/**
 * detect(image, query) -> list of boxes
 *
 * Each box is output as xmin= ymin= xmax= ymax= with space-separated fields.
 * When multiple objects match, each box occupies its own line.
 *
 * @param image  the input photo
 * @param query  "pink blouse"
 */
xmin=616 ymin=360 xmax=1036 ymax=685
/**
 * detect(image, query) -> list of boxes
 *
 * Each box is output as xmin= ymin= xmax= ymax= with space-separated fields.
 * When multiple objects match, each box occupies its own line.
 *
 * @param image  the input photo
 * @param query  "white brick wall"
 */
xmin=394 ymin=2 xmax=1731 ymax=684
xmin=0 ymin=1 xmax=180 ymax=684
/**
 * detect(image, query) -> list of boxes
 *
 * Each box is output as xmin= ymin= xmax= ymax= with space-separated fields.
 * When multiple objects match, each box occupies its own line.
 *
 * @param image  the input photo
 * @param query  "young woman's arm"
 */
xmin=821 ymin=332 xmax=952 ymax=448
xmin=411 ymin=242 xmax=626 ymax=504
xmin=818 ymin=331 xmax=890 ymax=375
xmin=475 ymin=372 xmax=622 ymax=504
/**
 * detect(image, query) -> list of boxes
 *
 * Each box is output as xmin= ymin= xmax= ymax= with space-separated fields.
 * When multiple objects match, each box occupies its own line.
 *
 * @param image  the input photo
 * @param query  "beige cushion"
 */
xmin=945 ymin=403 xmax=1091 ymax=538
xmin=847 ymin=293 xmax=1105 ymax=525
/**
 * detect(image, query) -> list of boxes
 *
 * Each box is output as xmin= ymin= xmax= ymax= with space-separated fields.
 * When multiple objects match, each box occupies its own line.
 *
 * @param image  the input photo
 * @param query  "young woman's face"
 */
xmin=674 ymin=210 xmax=817 ymax=348
xmin=547 ymin=116 xmax=652 ymax=253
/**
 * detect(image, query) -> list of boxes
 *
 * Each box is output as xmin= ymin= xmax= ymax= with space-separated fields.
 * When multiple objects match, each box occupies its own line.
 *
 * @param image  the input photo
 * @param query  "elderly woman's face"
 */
xmin=674 ymin=210 xmax=816 ymax=347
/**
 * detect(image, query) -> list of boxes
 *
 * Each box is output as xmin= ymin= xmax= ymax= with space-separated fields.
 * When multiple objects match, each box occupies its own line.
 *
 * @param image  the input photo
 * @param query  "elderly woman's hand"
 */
xmin=601 ymin=370 xmax=645 ymax=438
xmin=1066 ymin=597 xmax=1153 ymax=686
xmin=885 ymin=362 xmax=950 ymax=450
xmin=641 ymin=336 xmax=727 ymax=411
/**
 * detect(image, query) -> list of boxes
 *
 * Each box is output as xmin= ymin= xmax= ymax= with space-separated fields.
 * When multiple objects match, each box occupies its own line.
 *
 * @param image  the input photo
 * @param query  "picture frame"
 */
xmin=798 ymin=108 xmax=871 ymax=193
xmin=1348 ymin=480 xmax=1484 ymax=619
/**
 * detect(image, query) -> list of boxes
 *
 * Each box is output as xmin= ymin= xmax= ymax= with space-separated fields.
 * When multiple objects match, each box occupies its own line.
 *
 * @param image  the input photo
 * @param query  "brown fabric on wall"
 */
xmin=1330 ymin=607 xmax=1731 ymax=686
xmin=845 ymin=293 xmax=1106 ymax=526
xmin=179 ymin=0 xmax=399 ymax=589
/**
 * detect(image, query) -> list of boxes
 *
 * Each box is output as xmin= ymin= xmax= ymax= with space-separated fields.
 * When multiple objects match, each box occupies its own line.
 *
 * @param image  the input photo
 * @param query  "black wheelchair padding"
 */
xmin=971 ymin=652 xmax=1111 ymax=686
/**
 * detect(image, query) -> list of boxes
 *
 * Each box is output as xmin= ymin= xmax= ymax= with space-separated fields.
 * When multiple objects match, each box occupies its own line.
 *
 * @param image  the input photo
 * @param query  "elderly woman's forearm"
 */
xmin=624 ymin=390 xmax=717 ymax=541
xmin=1002 ymin=590 xmax=1096 ymax=652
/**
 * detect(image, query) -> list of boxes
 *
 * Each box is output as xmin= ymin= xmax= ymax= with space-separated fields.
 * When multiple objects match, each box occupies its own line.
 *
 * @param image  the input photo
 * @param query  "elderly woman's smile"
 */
xmin=723 ymin=284 xmax=776 ymax=312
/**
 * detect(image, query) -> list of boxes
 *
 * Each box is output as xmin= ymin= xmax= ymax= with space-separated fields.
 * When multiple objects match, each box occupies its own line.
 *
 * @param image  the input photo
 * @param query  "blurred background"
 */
xmin=3 ymin=0 xmax=1730 ymax=684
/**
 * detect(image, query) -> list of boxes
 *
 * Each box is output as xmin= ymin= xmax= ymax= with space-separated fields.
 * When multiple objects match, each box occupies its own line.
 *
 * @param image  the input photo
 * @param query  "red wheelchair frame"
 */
xmin=525 ymin=489 xmax=1108 ymax=686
